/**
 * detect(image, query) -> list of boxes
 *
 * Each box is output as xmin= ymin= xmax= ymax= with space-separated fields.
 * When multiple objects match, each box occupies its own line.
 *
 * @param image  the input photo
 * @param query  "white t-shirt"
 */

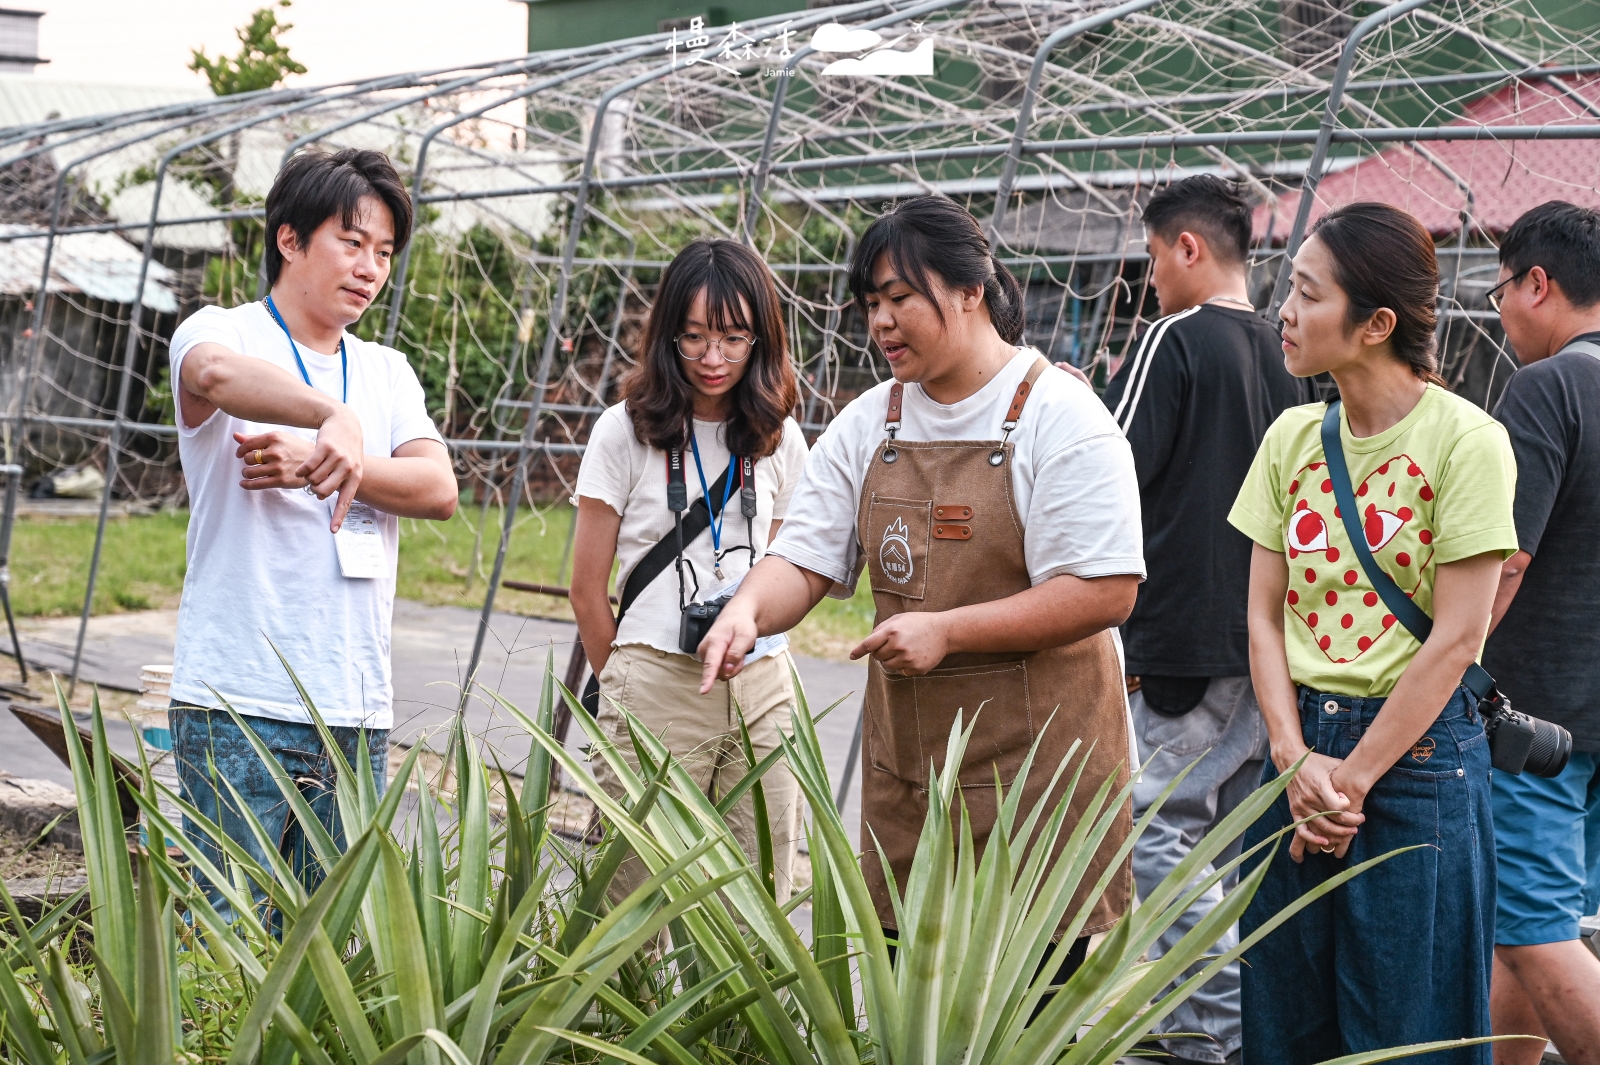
xmin=574 ymin=404 xmax=808 ymax=656
xmin=770 ymin=348 xmax=1146 ymax=595
xmin=167 ymin=302 xmax=443 ymax=728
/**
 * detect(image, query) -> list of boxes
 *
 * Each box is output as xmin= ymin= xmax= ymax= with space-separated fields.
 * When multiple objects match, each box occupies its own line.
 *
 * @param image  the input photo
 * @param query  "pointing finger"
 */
xmin=699 ymin=650 xmax=722 ymax=694
xmin=330 ymin=477 xmax=356 ymax=532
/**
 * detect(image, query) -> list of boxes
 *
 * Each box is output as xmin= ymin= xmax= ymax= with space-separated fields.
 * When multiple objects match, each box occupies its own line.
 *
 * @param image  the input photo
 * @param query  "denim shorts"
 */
xmin=1491 ymin=751 xmax=1600 ymax=945
xmin=1240 ymin=685 xmax=1495 ymax=1064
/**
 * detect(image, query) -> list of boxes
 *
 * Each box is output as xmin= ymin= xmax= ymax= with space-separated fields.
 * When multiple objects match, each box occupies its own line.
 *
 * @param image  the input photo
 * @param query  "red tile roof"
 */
xmin=1255 ymin=74 xmax=1600 ymax=240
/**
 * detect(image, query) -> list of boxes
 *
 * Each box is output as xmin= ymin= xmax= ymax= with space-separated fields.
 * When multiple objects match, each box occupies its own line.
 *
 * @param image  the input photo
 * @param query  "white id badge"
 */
xmin=333 ymin=502 xmax=386 ymax=579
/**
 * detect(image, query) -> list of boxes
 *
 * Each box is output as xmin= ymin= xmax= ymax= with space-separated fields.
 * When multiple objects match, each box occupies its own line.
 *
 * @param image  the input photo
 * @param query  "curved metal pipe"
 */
xmin=257 ymin=42 xmax=651 ymax=297
xmin=384 ymin=2 xmax=853 ymax=348
xmin=7 ymin=91 xmax=317 ymax=473
xmin=1266 ymin=0 xmax=1438 ymax=314
xmin=742 ymin=0 xmax=979 ymax=242
xmin=1411 ymin=10 xmax=1600 ymax=121
xmin=987 ymin=0 xmax=1169 ymax=242
xmin=379 ymin=44 xmax=669 ymax=348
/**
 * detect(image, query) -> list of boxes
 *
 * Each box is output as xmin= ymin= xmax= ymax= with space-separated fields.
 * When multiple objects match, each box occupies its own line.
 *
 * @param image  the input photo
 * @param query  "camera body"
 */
xmin=679 ymin=588 xmax=735 ymax=656
xmin=1480 ymin=691 xmax=1572 ymax=778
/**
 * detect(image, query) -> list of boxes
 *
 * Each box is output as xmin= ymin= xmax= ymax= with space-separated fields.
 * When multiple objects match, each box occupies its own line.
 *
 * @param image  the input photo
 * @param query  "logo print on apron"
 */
xmin=880 ymin=516 xmax=913 ymax=584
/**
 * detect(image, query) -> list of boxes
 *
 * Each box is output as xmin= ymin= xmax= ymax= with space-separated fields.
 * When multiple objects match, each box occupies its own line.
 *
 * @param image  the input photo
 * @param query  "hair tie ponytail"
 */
xmin=988 ymin=254 xmax=1026 ymax=346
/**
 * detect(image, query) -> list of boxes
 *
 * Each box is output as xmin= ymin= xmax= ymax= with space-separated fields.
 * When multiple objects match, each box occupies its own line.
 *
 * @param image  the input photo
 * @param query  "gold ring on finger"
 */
xmin=254 ymin=449 xmax=264 ymax=465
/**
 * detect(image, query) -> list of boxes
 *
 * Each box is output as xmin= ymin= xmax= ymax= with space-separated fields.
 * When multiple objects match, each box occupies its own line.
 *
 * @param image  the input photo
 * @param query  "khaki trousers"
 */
xmin=590 ymin=644 xmax=800 ymax=903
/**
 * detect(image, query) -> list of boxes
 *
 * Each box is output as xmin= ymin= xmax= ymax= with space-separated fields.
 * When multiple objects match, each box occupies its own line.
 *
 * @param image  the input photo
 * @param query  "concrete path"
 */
xmin=6 ymin=601 xmax=867 ymax=841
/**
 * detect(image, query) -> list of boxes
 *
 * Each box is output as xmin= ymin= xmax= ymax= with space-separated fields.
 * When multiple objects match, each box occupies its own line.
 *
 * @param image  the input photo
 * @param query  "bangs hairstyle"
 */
xmin=1142 ymin=175 xmax=1252 ymax=264
xmin=264 ymin=148 xmax=413 ymax=285
xmin=1310 ymin=202 xmax=1440 ymax=382
xmin=624 ymin=239 xmax=798 ymax=459
xmin=847 ymin=196 xmax=1025 ymax=345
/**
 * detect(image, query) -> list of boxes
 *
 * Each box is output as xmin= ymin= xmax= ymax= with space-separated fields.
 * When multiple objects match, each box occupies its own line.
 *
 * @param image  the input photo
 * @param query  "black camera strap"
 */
xmin=580 ymin=451 xmax=734 ymax=713
xmin=1319 ymin=399 xmax=1494 ymax=701
xmin=662 ymin=446 xmax=738 ymax=616
xmin=738 ymin=454 xmax=757 ymax=564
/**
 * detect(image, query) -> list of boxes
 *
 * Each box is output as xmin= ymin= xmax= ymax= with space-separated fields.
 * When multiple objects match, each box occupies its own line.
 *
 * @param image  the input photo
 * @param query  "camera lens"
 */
xmin=1525 ymin=717 xmax=1573 ymax=778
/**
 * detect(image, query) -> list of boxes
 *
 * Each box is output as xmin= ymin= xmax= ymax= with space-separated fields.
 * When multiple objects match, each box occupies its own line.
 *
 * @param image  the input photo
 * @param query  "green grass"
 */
xmin=8 ymin=502 xmax=878 ymax=659
xmin=10 ymin=510 xmax=191 ymax=616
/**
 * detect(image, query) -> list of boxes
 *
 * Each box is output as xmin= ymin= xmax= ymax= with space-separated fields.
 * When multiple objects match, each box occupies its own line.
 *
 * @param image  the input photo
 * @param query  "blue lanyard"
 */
xmin=264 ymin=295 xmax=347 ymax=403
xmin=688 ymin=433 xmax=738 ymax=556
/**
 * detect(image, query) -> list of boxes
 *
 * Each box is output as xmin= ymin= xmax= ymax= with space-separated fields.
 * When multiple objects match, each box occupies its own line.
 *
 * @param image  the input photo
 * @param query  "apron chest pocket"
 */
xmin=865 ymin=496 xmax=931 ymax=601
xmin=870 ymin=659 xmax=1034 ymax=790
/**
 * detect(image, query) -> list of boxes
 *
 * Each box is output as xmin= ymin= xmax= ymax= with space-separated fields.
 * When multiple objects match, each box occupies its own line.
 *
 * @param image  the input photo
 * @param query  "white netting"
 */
xmin=0 ymin=0 xmax=1595 ymax=670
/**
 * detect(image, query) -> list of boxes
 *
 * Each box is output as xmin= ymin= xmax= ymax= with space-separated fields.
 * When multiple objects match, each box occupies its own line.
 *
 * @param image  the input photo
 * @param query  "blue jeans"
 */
xmin=1132 ymin=676 xmax=1269 ymax=1063
xmin=170 ymin=705 xmax=387 ymax=927
xmin=1492 ymin=751 xmax=1600 ymax=945
xmin=1240 ymin=686 xmax=1494 ymax=1065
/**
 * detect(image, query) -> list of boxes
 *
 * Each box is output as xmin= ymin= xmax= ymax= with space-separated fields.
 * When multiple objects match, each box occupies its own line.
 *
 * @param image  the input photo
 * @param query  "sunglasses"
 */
xmin=1487 ymin=269 xmax=1531 ymax=314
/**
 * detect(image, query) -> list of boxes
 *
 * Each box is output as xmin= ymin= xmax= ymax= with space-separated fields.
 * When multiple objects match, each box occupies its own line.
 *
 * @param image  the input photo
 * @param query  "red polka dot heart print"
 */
xmin=1283 ymin=454 xmax=1437 ymax=664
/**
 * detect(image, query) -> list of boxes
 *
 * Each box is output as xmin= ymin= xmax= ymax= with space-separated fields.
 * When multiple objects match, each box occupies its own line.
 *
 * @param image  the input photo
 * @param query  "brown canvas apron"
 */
xmin=856 ymin=357 xmax=1132 ymax=937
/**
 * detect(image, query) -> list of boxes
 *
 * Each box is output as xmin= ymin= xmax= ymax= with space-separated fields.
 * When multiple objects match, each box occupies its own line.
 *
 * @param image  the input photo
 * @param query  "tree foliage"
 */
xmin=188 ymin=0 xmax=307 ymax=97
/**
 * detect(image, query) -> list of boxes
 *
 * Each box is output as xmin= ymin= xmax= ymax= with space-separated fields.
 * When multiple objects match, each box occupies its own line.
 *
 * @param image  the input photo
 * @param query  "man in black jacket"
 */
xmin=1101 ymin=176 xmax=1313 ymax=1065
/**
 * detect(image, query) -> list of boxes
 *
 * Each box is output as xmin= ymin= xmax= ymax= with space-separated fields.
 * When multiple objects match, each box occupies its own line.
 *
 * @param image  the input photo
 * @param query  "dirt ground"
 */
xmin=0 ymin=820 xmax=85 ymax=882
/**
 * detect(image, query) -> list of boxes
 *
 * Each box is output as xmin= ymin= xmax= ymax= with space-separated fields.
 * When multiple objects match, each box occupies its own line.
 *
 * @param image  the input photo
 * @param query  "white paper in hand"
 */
xmin=333 ymin=501 xmax=386 ymax=579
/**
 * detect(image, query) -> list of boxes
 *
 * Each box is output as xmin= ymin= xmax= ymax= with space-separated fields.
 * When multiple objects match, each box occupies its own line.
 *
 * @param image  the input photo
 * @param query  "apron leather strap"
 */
xmin=992 ymin=358 xmax=1052 ymax=463
xmin=1004 ymin=356 xmax=1051 ymax=429
xmin=880 ymin=382 xmax=905 ymax=462
xmin=884 ymin=356 xmax=1050 ymax=462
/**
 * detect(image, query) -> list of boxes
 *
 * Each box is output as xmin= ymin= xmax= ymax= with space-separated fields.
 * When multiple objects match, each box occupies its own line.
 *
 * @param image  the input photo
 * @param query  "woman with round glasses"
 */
xmin=571 ymin=238 xmax=807 ymax=901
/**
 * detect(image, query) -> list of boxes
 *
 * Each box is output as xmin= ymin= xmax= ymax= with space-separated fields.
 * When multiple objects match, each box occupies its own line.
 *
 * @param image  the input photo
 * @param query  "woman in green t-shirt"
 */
xmin=1228 ymin=203 xmax=1517 ymax=1063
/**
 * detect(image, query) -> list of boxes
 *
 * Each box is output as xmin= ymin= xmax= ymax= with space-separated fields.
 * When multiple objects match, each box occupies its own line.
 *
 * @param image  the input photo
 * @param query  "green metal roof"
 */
xmin=520 ymin=0 xmax=812 ymax=53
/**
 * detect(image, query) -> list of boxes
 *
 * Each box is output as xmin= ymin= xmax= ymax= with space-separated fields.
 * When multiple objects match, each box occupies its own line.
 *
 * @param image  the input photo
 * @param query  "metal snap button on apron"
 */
xmin=1324 ymin=700 xmax=1339 ymax=714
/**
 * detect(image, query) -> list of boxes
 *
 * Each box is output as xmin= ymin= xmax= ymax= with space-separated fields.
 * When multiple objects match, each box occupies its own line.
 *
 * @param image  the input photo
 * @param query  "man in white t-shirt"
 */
xmin=166 ymin=148 xmax=456 ymax=920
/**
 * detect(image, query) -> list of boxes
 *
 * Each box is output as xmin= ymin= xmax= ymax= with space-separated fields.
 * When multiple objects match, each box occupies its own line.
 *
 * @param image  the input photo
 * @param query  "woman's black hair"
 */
xmin=847 ymin=196 xmax=1026 ymax=345
xmin=623 ymin=239 xmax=798 ymax=459
xmin=1308 ymin=202 xmax=1441 ymax=382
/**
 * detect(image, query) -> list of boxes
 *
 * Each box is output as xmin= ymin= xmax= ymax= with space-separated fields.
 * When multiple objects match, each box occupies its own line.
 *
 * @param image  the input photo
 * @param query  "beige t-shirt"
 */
xmin=575 ymin=403 xmax=809 ymax=655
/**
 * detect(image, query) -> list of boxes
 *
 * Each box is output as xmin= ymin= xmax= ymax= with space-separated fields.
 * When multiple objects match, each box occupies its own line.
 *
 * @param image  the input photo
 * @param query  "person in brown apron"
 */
xmin=697 ymin=197 xmax=1144 ymax=962
xmin=852 ymin=356 xmax=1134 ymax=941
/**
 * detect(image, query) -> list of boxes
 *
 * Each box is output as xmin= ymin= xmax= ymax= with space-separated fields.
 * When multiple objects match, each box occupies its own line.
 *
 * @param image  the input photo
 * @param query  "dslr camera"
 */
xmin=680 ymin=588 xmax=736 ymax=656
xmin=1480 ymin=690 xmax=1572 ymax=778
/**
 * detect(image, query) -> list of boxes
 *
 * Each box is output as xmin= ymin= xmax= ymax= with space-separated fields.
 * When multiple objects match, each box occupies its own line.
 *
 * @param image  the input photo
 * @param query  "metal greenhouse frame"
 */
xmin=0 ymin=0 xmax=1594 ymax=718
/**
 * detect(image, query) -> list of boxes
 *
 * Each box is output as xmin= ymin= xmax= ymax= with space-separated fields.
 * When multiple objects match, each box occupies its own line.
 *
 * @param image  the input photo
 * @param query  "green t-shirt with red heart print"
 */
xmin=1229 ymin=384 xmax=1518 ymax=698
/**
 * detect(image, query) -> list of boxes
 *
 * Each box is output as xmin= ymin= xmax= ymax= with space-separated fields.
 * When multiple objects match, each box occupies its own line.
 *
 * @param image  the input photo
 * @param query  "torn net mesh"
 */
xmin=0 ymin=0 xmax=1593 ymax=569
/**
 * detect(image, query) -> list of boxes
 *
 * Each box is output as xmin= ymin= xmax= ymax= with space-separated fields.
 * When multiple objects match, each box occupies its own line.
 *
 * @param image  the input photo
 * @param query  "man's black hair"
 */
xmin=263 ymin=148 xmax=413 ymax=286
xmin=1500 ymin=200 xmax=1600 ymax=309
xmin=1141 ymin=175 xmax=1252 ymax=265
